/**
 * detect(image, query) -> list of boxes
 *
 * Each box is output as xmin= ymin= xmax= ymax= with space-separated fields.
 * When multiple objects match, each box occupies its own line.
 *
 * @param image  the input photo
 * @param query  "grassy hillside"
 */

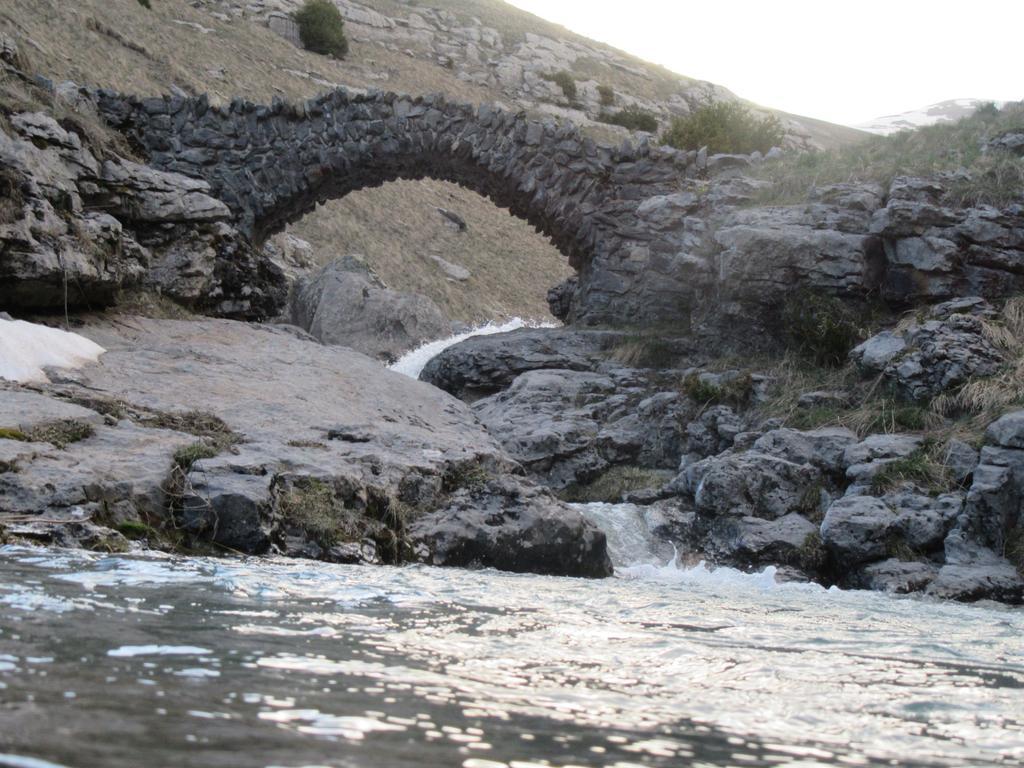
xmin=757 ymin=101 xmax=1024 ymax=206
xmin=291 ymin=181 xmax=573 ymax=323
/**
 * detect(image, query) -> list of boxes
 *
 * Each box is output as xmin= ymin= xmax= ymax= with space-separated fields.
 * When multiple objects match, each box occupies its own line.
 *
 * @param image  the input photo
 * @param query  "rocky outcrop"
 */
xmin=471 ymin=367 xmax=689 ymax=490
xmin=851 ymin=298 xmax=1004 ymax=400
xmin=291 ymin=255 xmax=451 ymax=362
xmin=420 ymin=327 xmax=622 ymax=400
xmin=0 ymin=106 xmax=285 ymax=318
xmin=0 ymin=317 xmax=611 ymax=578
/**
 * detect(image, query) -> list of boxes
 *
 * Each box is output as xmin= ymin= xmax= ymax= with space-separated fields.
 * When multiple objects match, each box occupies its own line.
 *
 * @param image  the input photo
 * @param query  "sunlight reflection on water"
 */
xmin=0 ymin=544 xmax=1021 ymax=768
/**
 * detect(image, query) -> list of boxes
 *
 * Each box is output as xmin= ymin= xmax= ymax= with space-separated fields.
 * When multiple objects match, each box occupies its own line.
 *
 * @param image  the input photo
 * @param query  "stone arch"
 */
xmin=94 ymin=88 xmax=703 ymax=325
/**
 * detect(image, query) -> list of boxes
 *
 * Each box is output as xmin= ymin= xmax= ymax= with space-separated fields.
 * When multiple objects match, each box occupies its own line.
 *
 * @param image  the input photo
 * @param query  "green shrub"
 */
xmin=294 ymin=0 xmax=349 ymax=59
xmin=662 ymin=101 xmax=785 ymax=155
xmin=136 ymin=0 xmax=152 ymax=8
xmin=600 ymin=106 xmax=658 ymax=133
xmin=545 ymin=70 xmax=577 ymax=102
xmin=781 ymin=290 xmax=863 ymax=368
xmin=681 ymin=372 xmax=754 ymax=408
xmin=173 ymin=442 xmax=218 ymax=471
xmin=597 ymin=84 xmax=615 ymax=107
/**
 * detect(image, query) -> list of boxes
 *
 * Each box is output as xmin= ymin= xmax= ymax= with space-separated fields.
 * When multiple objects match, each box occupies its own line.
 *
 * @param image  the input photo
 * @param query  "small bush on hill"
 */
xmin=600 ymin=105 xmax=658 ymax=133
xmin=137 ymin=0 xmax=152 ymax=8
xmin=545 ymin=70 xmax=577 ymax=102
xmin=662 ymin=101 xmax=785 ymax=155
xmin=597 ymin=84 xmax=615 ymax=107
xmin=294 ymin=0 xmax=349 ymax=59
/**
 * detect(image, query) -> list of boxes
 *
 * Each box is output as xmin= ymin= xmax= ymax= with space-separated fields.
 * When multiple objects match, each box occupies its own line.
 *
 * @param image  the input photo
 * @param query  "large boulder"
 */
xmin=408 ymin=477 xmax=613 ymax=577
xmin=471 ymin=368 xmax=688 ymax=489
xmin=820 ymin=495 xmax=896 ymax=567
xmin=1 ymin=316 xmax=610 ymax=579
xmin=683 ymin=451 xmax=822 ymax=521
xmin=291 ymin=255 xmax=451 ymax=362
xmin=420 ymin=327 xmax=619 ymax=400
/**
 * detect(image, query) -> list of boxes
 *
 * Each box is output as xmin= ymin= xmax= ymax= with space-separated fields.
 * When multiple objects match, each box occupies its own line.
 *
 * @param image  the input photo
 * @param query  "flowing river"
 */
xmin=2 ymin=329 xmax=1023 ymax=767
xmin=1 ymin=500 xmax=1022 ymax=768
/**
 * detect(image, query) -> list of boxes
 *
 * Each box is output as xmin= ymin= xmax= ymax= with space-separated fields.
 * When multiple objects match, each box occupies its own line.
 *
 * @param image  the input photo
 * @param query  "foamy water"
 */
xmin=0 ymin=504 xmax=1021 ymax=768
xmin=389 ymin=318 xmax=556 ymax=379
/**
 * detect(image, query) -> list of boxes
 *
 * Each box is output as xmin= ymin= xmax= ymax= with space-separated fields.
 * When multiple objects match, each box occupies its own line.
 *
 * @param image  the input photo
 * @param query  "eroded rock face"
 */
xmin=420 ymin=328 xmax=622 ymax=400
xmin=471 ymin=367 xmax=689 ymax=489
xmin=291 ymin=255 xmax=451 ymax=362
xmin=0 ymin=109 xmax=286 ymax=318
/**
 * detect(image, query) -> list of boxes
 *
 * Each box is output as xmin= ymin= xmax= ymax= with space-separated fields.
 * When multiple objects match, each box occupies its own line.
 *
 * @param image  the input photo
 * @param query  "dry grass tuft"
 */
xmin=932 ymin=298 xmax=1024 ymax=423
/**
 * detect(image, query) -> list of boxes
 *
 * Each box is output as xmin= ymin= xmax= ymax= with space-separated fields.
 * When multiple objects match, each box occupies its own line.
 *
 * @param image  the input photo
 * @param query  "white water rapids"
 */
xmin=389 ymin=317 xmax=555 ymax=379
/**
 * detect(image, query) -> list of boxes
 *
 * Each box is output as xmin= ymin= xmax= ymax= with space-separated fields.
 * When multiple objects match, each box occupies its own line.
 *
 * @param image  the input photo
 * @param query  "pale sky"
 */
xmin=504 ymin=0 xmax=1023 ymax=126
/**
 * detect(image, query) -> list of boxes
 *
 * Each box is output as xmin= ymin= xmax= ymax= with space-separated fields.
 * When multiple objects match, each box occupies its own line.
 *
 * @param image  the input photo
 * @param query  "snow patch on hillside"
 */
xmin=858 ymin=98 xmax=1006 ymax=136
xmin=0 ymin=319 xmax=106 ymax=383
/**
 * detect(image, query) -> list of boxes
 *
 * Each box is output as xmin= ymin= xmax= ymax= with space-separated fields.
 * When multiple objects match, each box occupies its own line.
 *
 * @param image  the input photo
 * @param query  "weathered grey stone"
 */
xmin=684 ymin=405 xmax=741 ymax=459
xmin=820 ymin=495 xmax=896 ymax=566
xmin=857 ymin=559 xmax=938 ymax=594
xmin=686 ymin=451 xmax=822 ymax=521
xmin=943 ymin=438 xmax=979 ymax=484
xmin=849 ymin=331 xmax=907 ymax=371
xmin=707 ymin=512 xmax=817 ymax=566
xmin=926 ymin=561 xmax=1023 ymax=603
xmin=471 ymin=368 xmax=687 ymax=489
xmin=843 ymin=433 xmax=923 ymax=482
xmin=179 ymin=466 xmax=275 ymax=553
xmin=291 ymin=255 xmax=451 ymax=362
xmin=882 ymin=489 xmax=963 ymax=551
xmin=420 ymin=327 xmax=620 ymax=400
xmin=409 ymin=477 xmax=612 ymax=577
xmin=753 ymin=426 xmax=858 ymax=475
xmin=985 ymin=410 xmax=1024 ymax=449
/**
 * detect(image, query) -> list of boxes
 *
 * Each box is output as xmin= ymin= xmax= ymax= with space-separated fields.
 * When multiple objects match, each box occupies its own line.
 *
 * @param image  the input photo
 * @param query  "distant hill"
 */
xmin=857 ymin=98 xmax=1008 ymax=136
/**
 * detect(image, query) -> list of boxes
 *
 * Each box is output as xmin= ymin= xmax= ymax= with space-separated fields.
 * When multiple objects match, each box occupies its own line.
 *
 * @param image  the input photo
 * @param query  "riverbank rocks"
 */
xmin=471 ymin=368 xmax=689 ymax=489
xmin=420 ymin=328 xmax=621 ymax=400
xmin=291 ymin=255 xmax=451 ymax=362
xmin=409 ymin=477 xmax=612 ymax=577
xmin=850 ymin=298 xmax=1004 ymax=400
xmin=0 ymin=317 xmax=611 ymax=579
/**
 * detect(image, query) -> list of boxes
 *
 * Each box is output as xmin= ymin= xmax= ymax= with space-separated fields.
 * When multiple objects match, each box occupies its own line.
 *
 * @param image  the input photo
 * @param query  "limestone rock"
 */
xmin=292 ymin=256 xmax=451 ymax=362
xmin=409 ymin=477 xmax=612 ymax=578
xmin=857 ymin=559 xmax=938 ymax=593
xmin=820 ymin=495 xmax=896 ymax=566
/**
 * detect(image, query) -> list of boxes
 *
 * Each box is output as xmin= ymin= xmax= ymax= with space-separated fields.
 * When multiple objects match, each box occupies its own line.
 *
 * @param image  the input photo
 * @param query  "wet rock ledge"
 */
xmin=0 ymin=317 xmax=611 ymax=579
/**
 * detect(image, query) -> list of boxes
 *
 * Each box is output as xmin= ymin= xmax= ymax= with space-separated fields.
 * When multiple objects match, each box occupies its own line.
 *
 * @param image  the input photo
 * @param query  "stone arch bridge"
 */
xmin=95 ymin=87 xmax=707 ymax=326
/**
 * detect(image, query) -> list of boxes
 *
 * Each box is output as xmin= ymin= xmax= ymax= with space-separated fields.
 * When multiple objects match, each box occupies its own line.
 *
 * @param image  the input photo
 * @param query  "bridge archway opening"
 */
xmin=285 ymin=177 xmax=574 ymax=325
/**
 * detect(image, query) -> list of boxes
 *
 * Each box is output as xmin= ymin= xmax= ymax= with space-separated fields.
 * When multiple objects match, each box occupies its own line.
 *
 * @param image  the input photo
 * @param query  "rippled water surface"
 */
xmin=0 ymin=540 xmax=1022 ymax=768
